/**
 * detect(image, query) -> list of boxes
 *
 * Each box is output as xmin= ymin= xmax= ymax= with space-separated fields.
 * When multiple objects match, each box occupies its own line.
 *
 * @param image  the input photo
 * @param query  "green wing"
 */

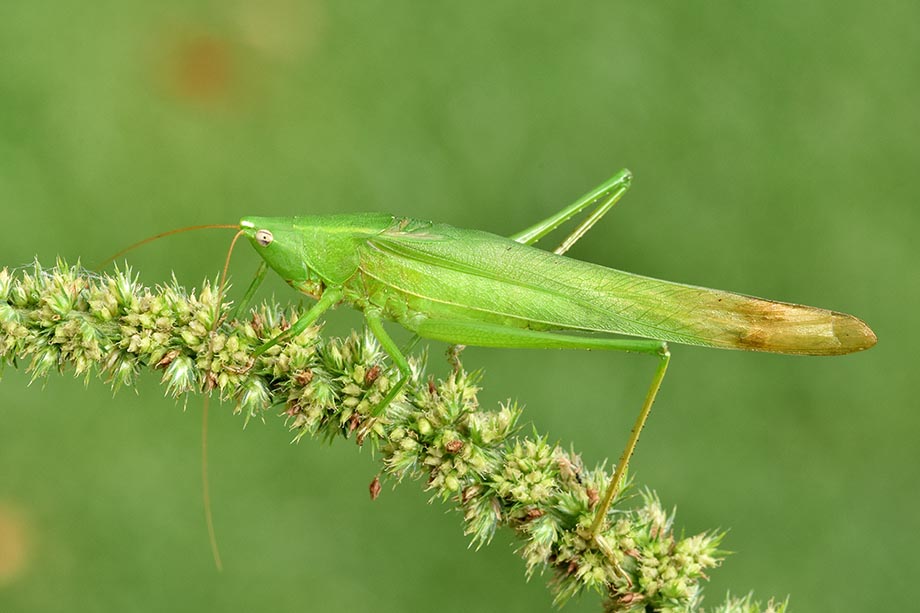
xmin=359 ymin=220 xmax=875 ymax=356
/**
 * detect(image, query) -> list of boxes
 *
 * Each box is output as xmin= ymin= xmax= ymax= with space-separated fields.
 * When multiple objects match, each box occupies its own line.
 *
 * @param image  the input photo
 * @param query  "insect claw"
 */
xmin=446 ymin=344 xmax=466 ymax=373
xmin=592 ymin=533 xmax=629 ymax=578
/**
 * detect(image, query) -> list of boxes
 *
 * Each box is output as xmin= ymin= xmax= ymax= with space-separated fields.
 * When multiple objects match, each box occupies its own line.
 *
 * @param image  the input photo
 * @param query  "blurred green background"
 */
xmin=0 ymin=2 xmax=916 ymax=611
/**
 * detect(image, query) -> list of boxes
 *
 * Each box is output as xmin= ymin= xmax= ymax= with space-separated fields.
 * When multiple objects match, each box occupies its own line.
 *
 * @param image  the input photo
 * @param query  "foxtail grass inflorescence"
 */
xmin=0 ymin=261 xmax=787 ymax=612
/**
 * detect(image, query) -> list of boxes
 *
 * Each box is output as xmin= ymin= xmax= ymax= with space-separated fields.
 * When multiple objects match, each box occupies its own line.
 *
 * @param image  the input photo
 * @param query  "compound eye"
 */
xmin=255 ymin=229 xmax=274 ymax=247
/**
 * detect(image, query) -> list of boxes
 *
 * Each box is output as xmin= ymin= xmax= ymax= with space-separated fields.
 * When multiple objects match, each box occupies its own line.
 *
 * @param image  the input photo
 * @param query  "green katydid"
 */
xmin=113 ymin=168 xmax=876 ymax=545
xmin=218 ymin=168 xmax=875 ymax=539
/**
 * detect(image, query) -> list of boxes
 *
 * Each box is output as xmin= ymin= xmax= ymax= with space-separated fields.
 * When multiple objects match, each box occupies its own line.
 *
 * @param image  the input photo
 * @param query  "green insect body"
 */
xmin=240 ymin=213 xmax=873 ymax=356
xmin=228 ymin=169 xmax=875 ymax=539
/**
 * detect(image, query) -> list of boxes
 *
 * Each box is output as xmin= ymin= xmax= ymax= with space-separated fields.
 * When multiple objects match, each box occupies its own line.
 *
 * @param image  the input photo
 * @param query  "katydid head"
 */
xmin=240 ymin=215 xmax=366 ymax=287
xmin=239 ymin=216 xmax=312 ymax=284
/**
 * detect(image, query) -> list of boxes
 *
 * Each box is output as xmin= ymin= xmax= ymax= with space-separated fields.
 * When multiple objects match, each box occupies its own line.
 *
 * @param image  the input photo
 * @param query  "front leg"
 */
xmin=252 ymin=286 xmax=344 ymax=358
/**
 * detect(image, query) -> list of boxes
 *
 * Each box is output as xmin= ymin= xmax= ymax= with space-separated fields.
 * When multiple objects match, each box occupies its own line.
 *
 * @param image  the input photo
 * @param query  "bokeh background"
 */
xmin=1 ymin=2 xmax=916 ymax=611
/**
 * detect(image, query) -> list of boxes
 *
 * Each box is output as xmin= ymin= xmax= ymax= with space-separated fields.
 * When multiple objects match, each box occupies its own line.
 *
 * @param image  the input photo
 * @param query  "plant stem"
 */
xmin=0 ymin=261 xmax=786 ymax=612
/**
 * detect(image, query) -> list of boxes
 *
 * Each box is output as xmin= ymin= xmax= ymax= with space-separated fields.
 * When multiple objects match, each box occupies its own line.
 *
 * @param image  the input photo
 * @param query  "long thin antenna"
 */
xmin=97 ymin=224 xmax=239 ymax=268
xmin=98 ymin=221 xmax=244 ymax=571
xmin=202 ymin=397 xmax=222 ymax=571
xmin=202 ymin=228 xmax=246 ymax=572
xmin=217 ymin=230 xmax=246 ymax=304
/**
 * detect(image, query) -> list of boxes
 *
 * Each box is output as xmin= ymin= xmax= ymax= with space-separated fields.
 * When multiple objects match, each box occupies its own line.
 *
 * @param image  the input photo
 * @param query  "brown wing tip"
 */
xmin=832 ymin=312 xmax=877 ymax=354
xmin=731 ymin=298 xmax=877 ymax=356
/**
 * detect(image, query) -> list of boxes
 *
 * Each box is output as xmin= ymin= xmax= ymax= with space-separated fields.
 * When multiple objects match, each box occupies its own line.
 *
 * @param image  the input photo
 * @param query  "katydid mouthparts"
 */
xmin=117 ymin=168 xmax=878 ymax=550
